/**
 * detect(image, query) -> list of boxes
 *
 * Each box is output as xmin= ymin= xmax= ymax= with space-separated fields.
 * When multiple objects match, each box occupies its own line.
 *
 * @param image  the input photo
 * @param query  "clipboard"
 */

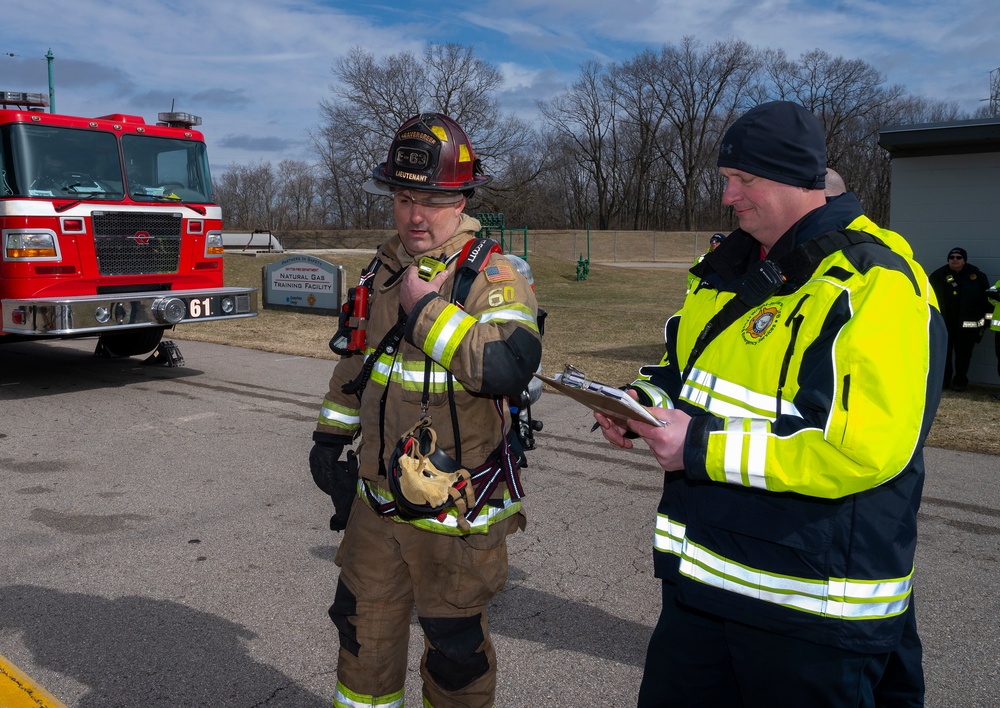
xmin=534 ymin=367 xmax=665 ymax=427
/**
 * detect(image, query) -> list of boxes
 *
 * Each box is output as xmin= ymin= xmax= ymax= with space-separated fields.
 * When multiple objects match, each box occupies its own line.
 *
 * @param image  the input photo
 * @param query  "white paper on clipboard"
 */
xmin=534 ymin=367 xmax=665 ymax=427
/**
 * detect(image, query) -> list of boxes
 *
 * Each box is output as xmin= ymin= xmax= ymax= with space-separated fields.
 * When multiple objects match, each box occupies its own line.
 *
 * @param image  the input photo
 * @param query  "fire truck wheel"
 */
xmin=98 ymin=328 xmax=167 ymax=357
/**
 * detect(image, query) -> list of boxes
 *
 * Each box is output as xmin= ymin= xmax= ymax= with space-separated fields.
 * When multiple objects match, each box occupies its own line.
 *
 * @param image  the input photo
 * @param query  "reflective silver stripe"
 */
xmin=961 ymin=319 xmax=984 ymax=328
xmin=479 ymin=306 xmax=538 ymax=330
xmin=318 ymin=400 xmax=360 ymax=428
xmin=427 ymin=303 xmax=475 ymax=365
xmin=334 ymin=681 xmax=403 ymax=708
xmin=361 ymin=480 xmax=518 ymax=535
xmin=747 ymin=419 xmax=769 ymax=488
xmin=368 ymin=355 xmax=466 ymax=392
xmin=682 ymin=367 xmax=801 ymax=419
xmin=678 ymin=540 xmax=912 ymax=619
xmin=653 ymin=513 xmax=685 ymax=555
xmin=723 ymin=418 xmax=744 ymax=485
xmin=630 ymin=381 xmax=671 ymax=408
xmin=397 ymin=363 xmax=451 ymax=387
xmin=721 ymin=418 xmax=770 ymax=488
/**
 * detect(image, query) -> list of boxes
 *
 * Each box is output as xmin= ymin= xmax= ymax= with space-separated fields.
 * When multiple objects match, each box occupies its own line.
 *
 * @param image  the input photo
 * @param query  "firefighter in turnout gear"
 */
xmin=309 ymin=113 xmax=542 ymax=708
xmin=594 ymin=101 xmax=946 ymax=706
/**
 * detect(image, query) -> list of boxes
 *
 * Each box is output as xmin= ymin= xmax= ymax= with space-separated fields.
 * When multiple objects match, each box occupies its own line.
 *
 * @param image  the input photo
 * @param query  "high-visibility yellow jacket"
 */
xmin=988 ymin=280 xmax=1000 ymax=332
xmin=315 ymin=214 xmax=541 ymax=534
xmin=631 ymin=194 xmax=946 ymax=651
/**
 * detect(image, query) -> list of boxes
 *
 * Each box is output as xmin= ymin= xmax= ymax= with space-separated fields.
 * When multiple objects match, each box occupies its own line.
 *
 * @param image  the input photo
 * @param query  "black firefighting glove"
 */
xmin=309 ymin=436 xmax=358 ymax=532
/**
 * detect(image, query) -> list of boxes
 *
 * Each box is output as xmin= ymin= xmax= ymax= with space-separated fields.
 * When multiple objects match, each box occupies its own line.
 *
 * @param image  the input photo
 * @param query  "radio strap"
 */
xmin=681 ymin=229 xmax=884 ymax=383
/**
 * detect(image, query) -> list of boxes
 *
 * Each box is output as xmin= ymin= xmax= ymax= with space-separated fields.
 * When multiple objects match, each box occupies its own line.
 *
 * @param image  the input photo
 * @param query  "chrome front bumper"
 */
xmin=2 ymin=287 xmax=258 ymax=336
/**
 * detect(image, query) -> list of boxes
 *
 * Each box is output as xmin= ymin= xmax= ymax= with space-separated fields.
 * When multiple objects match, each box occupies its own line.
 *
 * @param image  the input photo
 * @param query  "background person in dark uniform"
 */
xmin=929 ymin=247 xmax=990 ymax=391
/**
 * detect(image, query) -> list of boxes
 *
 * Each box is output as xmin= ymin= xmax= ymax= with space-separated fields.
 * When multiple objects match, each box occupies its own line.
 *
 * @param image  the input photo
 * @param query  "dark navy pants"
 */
xmin=637 ymin=581 xmax=893 ymax=708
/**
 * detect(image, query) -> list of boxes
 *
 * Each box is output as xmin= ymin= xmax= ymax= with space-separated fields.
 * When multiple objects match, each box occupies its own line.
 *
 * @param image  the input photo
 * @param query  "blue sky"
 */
xmin=2 ymin=0 xmax=997 ymax=173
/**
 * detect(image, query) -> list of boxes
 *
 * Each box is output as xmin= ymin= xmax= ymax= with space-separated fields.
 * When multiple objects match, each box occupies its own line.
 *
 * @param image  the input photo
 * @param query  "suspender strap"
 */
xmin=442 ymin=237 xmax=501 ymax=465
xmin=681 ymin=230 xmax=884 ymax=382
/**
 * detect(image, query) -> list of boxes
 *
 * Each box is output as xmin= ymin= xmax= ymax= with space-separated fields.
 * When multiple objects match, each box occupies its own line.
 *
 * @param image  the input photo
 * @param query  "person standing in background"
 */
xmin=987 ymin=279 xmax=1000 ymax=399
xmin=929 ymin=247 xmax=990 ymax=391
xmin=687 ymin=233 xmax=724 ymax=294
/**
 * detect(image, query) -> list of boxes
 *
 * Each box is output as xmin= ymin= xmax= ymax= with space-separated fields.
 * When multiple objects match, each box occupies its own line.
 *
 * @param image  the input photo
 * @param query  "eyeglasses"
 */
xmin=948 ymin=255 xmax=965 ymax=260
xmin=393 ymin=190 xmax=464 ymax=207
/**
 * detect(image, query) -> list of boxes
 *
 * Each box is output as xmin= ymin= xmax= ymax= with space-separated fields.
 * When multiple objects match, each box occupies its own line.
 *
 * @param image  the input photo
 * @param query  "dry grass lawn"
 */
xmin=168 ymin=251 xmax=1000 ymax=458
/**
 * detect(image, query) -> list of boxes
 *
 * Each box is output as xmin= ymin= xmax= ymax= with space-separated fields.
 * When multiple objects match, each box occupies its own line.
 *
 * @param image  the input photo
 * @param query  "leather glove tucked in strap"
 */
xmin=309 ymin=435 xmax=358 ymax=532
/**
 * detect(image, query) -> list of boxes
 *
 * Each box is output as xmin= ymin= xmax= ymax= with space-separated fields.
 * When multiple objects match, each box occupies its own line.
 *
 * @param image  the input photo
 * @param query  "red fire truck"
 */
xmin=0 ymin=90 xmax=256 ymax=359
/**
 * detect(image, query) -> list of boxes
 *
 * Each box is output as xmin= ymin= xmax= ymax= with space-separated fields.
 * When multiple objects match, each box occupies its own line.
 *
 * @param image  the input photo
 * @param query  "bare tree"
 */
xmin=312 ymin=43 xmax=533 ymax=228
xmin=275 ymin=160 xmax=319 ymax=229
xmin=764 ymin=49 xmax=904 ymax=167
xmin=215 ymin=40 xmax=984 ymax=233
xmin=654 ymin=37 xmax=760 ymax=230
xmin=538 ymin=61 xmax=627 ymax=229
xmin=612 ymin=50 xmax=671 ymax=229
xmin=214 ymin=161 xmax=278 ymax=231
xmin=843 ymin=94 xmax=966 ymax=225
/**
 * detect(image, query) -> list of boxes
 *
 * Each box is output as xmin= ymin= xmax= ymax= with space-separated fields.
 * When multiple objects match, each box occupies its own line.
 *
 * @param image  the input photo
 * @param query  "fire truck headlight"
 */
xmin=220 ymin=296 xmax=235 ymax=314
xmin=5 ymin=231 xmax=58 ymax=259
xmin=152 ymin=297 xmax=187 ymax=324
xmin=205 ymin=232 xmax=224 ymax=256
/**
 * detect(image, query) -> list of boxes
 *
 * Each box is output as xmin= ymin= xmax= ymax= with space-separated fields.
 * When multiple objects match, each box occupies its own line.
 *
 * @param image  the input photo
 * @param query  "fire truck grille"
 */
xmin=97 ymin=283 xmax=171 ymax=295
xmin=92 ymin=211 xmax=183 ymax=276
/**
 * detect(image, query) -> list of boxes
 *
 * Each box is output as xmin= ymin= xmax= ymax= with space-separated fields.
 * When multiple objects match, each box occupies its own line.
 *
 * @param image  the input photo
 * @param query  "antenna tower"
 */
xmin=991 ymin=67 xmax=1000 ymax=116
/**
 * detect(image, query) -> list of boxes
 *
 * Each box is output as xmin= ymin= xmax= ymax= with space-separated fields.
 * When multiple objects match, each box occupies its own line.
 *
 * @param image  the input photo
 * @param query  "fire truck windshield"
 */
xmin=3 ymin=124 xmax=125 ymax=199
xmin=0 ymin=124 xmax=214 ymax=205
xmin=122 ymin=134 xmax=213 ymax=203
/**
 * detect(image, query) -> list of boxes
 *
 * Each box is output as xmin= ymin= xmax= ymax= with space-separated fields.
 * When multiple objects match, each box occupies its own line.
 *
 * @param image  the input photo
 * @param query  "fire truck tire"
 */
xmin=98 ymin=328 xmax=167 ymax=357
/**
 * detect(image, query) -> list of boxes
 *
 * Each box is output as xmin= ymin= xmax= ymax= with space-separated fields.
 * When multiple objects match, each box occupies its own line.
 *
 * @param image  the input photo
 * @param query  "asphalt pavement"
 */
xmin=0 ymin=338 xmax=996 ymax=707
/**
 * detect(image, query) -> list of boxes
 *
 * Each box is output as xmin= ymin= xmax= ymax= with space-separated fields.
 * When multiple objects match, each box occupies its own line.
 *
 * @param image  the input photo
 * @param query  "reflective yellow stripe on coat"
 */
xmin=654 ymin=513 xmax=912 ymax=620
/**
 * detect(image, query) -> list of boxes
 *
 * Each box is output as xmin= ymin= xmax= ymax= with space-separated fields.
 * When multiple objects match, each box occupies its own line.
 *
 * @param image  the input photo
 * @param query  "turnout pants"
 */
xmin=330 ymin=499 xmax=519 ymax=708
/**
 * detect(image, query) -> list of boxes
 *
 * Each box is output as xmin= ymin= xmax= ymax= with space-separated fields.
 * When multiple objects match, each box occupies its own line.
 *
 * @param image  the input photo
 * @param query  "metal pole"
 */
xmin=46 ymin=49 xmax=55 ymax=113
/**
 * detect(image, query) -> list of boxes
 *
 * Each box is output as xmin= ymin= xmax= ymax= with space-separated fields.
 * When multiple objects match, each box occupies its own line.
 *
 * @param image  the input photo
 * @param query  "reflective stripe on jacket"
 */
xmin=989 ymin=280 xmax=1000 ymax=332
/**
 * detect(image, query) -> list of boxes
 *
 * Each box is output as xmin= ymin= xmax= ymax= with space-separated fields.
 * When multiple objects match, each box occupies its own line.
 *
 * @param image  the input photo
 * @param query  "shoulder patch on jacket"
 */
xmin=484 ymin=263 xmax=515 ymax=283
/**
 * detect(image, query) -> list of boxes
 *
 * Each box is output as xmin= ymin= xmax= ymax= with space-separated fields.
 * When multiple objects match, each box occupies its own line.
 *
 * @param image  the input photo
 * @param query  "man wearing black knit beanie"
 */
xmin=929 ymin=246 xmax=990 ymax=391
xmin=594 ymin=101 xmax=946 ymax=707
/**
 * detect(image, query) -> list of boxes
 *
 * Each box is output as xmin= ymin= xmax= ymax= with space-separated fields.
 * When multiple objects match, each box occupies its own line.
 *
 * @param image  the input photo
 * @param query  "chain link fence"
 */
xmin=272 ymin=229 xmax=719 ymax=263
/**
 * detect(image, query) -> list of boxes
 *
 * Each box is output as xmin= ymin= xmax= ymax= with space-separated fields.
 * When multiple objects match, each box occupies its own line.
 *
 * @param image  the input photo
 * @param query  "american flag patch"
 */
xmin=484 ymin=264 xmax=515 ymax=282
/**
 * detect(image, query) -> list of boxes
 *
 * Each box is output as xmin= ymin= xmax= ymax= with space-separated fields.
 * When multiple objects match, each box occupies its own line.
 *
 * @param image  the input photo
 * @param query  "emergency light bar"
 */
xmin=157 ymin=111 xmax=202 ymax=128
xmin=1 ymin=91 xmax=49 ymax=110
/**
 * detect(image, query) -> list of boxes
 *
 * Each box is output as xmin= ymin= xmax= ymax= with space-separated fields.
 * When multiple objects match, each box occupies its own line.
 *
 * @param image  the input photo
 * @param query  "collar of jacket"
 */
xmin=382 ymin=212 xmax=484 ymax=271
xmin=935 ymin=262 xmax=982 ymax=281
xmin=695 ymin=192 xmax=866 ymax=291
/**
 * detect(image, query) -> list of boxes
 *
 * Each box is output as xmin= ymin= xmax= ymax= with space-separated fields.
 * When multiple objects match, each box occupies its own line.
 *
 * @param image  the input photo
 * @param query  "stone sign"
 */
xmin=262 ymin=254 xmax=343 ymax=315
